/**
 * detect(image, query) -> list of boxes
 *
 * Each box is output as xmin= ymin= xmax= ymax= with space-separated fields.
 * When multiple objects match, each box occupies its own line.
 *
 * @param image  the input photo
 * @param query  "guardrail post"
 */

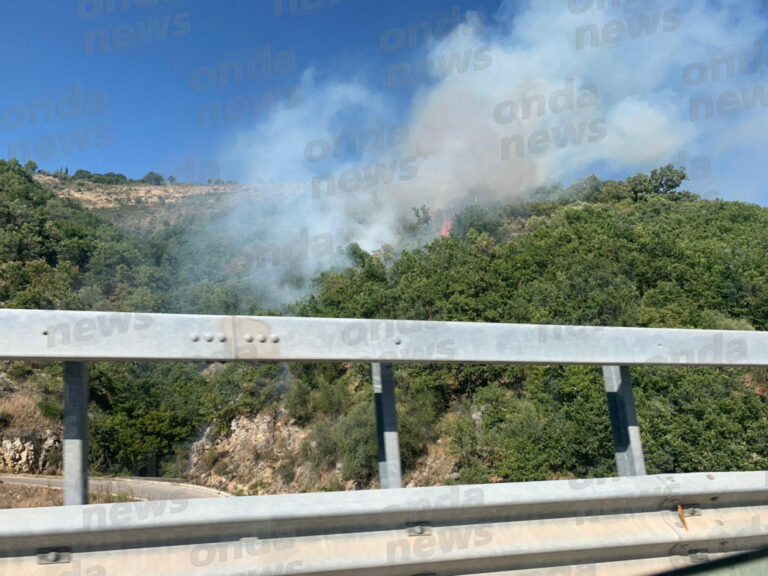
xmin=63 ymin=362 xmax=89 ymax=505
xmin=372 ymin=362 xmax=402 ymax=488
xmin=602 ymin=365 xmax=646 ymax=477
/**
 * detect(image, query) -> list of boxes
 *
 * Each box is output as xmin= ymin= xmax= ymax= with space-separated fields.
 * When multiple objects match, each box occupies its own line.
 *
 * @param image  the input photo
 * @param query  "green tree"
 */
xmin=626 ymin=165 xmax=687 ymax=201
xmin=451 ymin=204 xmax=502 ymax=238
xmin=649 ymin=164 xmax=687 ymax=195
xmin=141 ymin=171 xmax=165 ymax=185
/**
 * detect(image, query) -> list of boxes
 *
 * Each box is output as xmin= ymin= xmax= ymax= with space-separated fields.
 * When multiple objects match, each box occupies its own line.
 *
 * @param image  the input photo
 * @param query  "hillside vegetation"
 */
xmin=1 ymin=158 xmax=767 ymax=491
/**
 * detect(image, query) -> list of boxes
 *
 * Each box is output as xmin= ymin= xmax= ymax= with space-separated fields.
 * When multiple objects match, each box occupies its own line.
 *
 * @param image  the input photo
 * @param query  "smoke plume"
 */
xmin=205 ymin=0 xmax=767 ymax=305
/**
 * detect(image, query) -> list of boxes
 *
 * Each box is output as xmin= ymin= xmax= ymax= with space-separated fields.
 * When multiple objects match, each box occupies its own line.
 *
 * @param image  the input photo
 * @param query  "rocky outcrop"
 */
xmin=0 ymin=373 xmax=13 ymax=393
xmin=187 ymin=409 xmax=353 ymax=495
xmin=0 ymin=430 xmax=61 ymax=474
xmin=186 ymin=408 xmax=457 ymax=495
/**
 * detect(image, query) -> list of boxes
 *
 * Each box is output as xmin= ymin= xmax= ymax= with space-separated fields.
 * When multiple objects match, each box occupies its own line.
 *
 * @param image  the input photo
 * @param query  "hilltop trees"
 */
xmin=72 ymin=169 xmax=128 ymax=185
xmin=141 ymin=171 xmax=165 ymax=185
xmin=5 ymin=157 xmax=234 ymax=187
xmin=626 ymin=164 xmax=687 ymax=202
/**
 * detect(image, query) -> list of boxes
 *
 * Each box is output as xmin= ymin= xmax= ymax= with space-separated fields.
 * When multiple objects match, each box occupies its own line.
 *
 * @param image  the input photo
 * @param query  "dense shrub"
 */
xmin=4 ymin=159 xmax=768 ymax=484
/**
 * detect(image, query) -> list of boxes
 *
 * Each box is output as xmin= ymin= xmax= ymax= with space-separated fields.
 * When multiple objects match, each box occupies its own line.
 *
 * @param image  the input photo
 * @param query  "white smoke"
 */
xmin=209 ymin=0 xmax=767 ymax=305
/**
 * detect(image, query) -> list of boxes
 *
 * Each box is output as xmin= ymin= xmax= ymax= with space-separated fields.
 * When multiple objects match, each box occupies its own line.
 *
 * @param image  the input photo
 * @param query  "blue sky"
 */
xmin=0 ymin=0 xmax=501 ymax=180
xmin=0 ymin=0 xmax=767 ymax=208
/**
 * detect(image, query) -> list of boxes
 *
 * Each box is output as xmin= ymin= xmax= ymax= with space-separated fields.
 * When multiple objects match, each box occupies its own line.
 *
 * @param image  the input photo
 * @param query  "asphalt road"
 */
xmin=0 ymin=474 xmax=229 ymax=500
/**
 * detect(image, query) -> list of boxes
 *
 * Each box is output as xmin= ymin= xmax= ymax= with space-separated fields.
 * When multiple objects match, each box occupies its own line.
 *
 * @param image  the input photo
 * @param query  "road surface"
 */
xmin=0 ymin=474 xmax=229 ymax=500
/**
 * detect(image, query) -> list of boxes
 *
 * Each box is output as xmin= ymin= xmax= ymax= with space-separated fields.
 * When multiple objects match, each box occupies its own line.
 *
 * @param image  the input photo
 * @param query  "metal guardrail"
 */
xmin=1 ymin=472 xmax=767 ymax=575
xmin=1 ymin=309 xmax=767 ymax=573
xmin=0 ymin=309 xmax=762 ymax=365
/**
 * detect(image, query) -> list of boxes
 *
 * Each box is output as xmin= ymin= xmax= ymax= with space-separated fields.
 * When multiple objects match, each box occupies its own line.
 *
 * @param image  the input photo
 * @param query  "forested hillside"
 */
xmin=1 ymin=157 xmax=767 ymax=492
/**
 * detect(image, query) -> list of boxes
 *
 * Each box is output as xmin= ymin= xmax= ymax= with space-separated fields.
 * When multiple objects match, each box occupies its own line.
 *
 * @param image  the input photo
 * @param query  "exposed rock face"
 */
xmin=187 ymin=410 xmax=314 ymax=494
xmin=186 ymin=409 xmax=362 ymax=495
xmin=186 ymin=409 xmax=457 ymax=495
xmin=0 ymin=430 xmax=61 ymax=474
xmin=0 ymin=373 xmax=13 ymax=393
